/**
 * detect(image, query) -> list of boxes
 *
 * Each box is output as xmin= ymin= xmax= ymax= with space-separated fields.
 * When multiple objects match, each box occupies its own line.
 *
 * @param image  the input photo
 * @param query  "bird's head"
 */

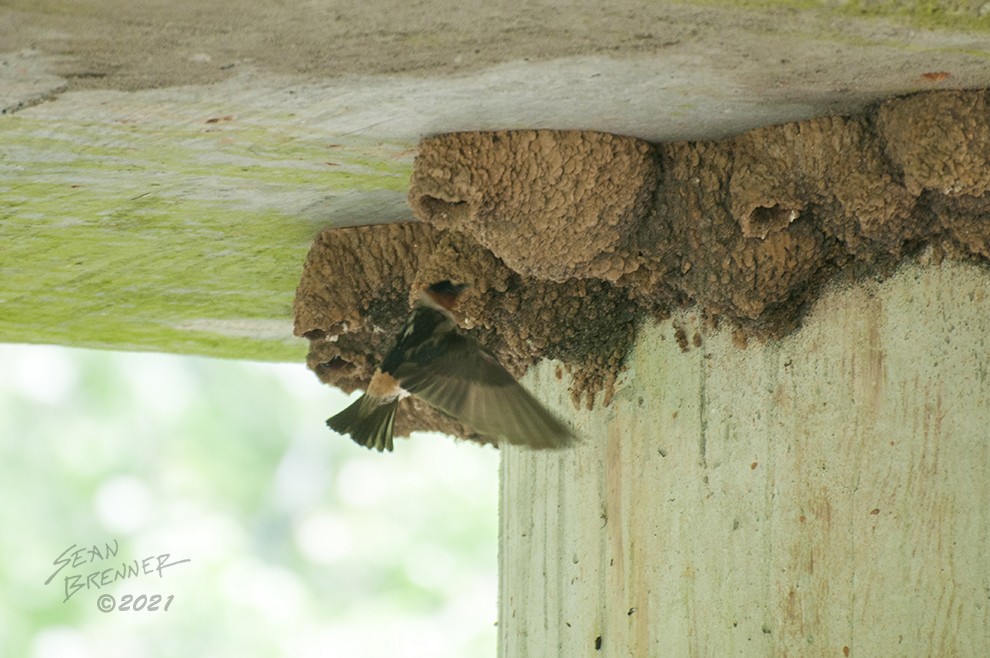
xmin=421 ymin=280 xmax=469 ymax=311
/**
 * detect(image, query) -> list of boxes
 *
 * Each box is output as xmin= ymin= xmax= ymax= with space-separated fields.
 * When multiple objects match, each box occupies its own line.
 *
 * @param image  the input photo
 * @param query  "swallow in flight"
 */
xmin=327 ymin=281 xmax=576 ymax=452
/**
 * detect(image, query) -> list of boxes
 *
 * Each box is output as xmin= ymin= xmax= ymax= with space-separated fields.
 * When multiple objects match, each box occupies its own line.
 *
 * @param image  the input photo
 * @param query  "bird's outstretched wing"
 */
xmin=391 ymin=332 xmax=576 ymax=449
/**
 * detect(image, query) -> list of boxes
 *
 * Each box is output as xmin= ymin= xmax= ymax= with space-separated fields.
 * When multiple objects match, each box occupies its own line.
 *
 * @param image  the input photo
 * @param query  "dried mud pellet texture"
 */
xmin=294 ymin=222 xmax=437 ymax=393
xmin=729 ymin=116 xmax=922 ymax=257
xmin=412 ymin=231 xmax=637 ymax=407
xmin=295 ymin=221 xmax=638 ymax=441
xmin=296 ymin=88 xmax=990 ymax=445
xmin=411 ymin=230 xmax=514 ymax=312
xmin=408 ymin=130 xmax=659 ymax=282
xmin=293 ymin=222 xmax=487 ymax=442
xmin=878 ymin=90 xmax=990 ymax=197
xmin=930 ymin=192 xmax=990 ymax=259
xmin=471 ymin=277 xmax=635 ymax=408
xmin=650 ymin=140 xmax=836 ymax=321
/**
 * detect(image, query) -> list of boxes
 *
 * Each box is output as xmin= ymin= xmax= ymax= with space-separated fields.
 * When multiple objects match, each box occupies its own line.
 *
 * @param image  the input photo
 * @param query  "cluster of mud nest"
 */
xmin=295 ymin=89 xmax=990 ymax=441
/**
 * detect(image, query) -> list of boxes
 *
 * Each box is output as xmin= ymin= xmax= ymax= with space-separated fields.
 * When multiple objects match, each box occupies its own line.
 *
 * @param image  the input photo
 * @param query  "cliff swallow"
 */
xmin=327 ymin=280 xmax=576 ymax=452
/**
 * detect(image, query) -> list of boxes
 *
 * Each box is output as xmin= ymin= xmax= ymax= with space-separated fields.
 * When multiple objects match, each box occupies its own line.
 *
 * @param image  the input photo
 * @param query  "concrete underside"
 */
xmin=3 ymin=1 xmax=990 ymax=359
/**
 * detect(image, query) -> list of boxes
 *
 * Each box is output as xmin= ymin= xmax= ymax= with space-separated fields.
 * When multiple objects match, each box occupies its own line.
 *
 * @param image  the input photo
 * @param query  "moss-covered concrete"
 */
xmin=0 ymin=110 xmax=412 ymax=360
xmin=3 ymin=0 xmax=990 ymax=362
xmin=704 ymin=0 xmax=990 ymax=33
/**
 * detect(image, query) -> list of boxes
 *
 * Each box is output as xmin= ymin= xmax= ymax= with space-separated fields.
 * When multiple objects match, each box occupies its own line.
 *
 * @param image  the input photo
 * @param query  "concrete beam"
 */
xmin=502 ymin=258 xmax=990 ymax=656
xmin=3 ymin=2 xmax=990 ymax=359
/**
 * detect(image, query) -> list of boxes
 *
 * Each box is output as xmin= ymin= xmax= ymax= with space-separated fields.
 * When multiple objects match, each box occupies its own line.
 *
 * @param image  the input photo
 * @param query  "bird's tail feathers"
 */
xmin=327 ymin=395 xmax=399 ymax=452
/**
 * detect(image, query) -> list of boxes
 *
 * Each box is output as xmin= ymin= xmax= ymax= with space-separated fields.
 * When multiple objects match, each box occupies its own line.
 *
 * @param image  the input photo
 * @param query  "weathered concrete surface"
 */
xmin=0 ymin=68 xmax=412 ymax=359
xmin=4 ymin=1 xmax=990 ymax=141
xmin=501 ymin=257 xmax=990 ymax=657
xmin=2 ymin=2 xmax=990 ymax=358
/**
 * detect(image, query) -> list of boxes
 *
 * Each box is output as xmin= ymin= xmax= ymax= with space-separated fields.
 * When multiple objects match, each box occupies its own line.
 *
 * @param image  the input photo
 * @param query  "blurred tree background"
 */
xmin=0 ymin=344 xmax=498 ymax=657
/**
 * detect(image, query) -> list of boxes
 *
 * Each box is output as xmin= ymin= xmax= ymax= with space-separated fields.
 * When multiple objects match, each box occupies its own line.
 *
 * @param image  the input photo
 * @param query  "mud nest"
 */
xmin=296 ymin=89 xmax=990 ymax=441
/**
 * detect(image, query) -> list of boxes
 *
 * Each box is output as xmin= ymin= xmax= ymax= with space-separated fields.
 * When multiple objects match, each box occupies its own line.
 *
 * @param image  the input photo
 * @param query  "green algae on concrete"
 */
xmin=843 ymin=0 xmax=990 ymax=32
xmin=707 ymin=0 xmax=990 ymax=32
xmin=0 ymin=108 xmax=414 ymax=361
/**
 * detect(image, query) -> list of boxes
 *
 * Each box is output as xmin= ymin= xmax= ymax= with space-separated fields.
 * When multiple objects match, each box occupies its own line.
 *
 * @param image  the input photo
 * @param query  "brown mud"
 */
xmin=296 ymin=90 xmax=990 ymax=441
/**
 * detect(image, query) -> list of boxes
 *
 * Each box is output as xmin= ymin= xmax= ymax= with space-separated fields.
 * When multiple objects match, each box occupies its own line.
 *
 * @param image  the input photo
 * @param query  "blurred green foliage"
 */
xmin=0 ymin=344 xmax=498 ymax=658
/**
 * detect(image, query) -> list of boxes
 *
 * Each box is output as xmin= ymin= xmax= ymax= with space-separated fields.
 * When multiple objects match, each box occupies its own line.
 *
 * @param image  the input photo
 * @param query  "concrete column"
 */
xmin=501 ymin=259 xmax=990 ymax=657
